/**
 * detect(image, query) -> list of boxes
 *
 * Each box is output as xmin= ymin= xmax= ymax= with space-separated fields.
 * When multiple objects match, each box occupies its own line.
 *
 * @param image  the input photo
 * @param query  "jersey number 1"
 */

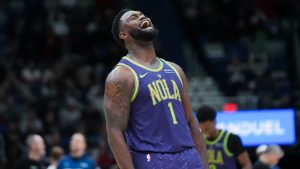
xmin=168 ymin=102 xmax=178 ymax=125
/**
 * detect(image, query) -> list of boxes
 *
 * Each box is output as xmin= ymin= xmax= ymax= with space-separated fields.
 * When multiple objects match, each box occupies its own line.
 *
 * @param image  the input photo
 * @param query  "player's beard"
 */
xmin=129 ymin=26 xmax=159 ymax=42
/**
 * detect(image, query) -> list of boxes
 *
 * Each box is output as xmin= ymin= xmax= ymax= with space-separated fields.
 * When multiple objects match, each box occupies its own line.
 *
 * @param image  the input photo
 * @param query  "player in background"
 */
xmin=196 ymin=105 xmax=251 ymax=169
xmin=57 ymin=133 xmax=98 ymax=169
xmin=104 ymin=9 xmax=208 ymax=169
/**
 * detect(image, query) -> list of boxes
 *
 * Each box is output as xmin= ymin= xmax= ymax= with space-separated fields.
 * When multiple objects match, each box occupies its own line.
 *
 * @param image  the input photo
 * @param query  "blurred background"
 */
xmin=0 ymin=0 xmax=299 ymax=168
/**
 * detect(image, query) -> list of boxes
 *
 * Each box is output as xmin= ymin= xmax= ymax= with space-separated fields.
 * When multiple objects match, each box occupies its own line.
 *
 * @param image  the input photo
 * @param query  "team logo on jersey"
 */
xmin=157 ymin=74 xmax=162 ymax=78
xmin=139 ymin=72 xmax=148 ymax=78
xmin=148 ymin=79 xmax=181 ymax=105
xmin=147 ymin=154 xmax=151 ymax=162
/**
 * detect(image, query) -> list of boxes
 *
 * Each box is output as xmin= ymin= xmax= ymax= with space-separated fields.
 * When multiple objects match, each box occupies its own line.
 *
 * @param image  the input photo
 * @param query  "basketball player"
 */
xmin=196 ymin=105 xmax=252 ymax=169
xmin=104 ymin=9 xmax=208 ymax=169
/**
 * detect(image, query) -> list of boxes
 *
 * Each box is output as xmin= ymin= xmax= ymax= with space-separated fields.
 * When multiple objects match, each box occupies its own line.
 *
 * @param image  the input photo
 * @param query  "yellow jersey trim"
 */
xmin=163 ymin=60 xmax=183 ymax=86
xmin=123 ymin=56 xmax=164 ymax=72
xmin=205 ymin=130 xmax=225 ymax=145
xmin=116 ymin=63 xmax=139 ymax=102
xmin=224 ymin=131 xmax=234 ymax=157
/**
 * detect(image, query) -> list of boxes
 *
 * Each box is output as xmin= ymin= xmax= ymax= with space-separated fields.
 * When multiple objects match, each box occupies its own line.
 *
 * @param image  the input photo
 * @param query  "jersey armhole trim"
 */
xmin=117 ymin=63 xmax=139 ymax=102
xmin=206 ymin=130 xmax=225 ymax=145
xmin=224 ymin=131 xmax=234 ymax=157
xmin=162 ymin=60 xmax=183 ymax=86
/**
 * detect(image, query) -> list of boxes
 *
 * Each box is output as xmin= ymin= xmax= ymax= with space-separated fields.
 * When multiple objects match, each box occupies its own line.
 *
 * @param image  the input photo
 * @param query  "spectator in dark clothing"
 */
xmin=14 ymin=134 xmax=49 ymax=169
xmin=253 ymin=144 xmax=284 ymax=169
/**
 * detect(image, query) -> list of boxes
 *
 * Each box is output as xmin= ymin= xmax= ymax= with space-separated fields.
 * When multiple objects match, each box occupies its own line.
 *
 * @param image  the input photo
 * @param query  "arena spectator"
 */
xmin=47 ymin=146 xmax=64 ymax=169
xmin=253 ymin=144 xmax=284 ymax=169
xmin=14 ymin=134 xmax=49 ymax=169
xmin=57 ymin=133 xmax=98 ymax=169
xmin=20 ymin=109 xmax=43 ymax=134
xmin=59 ymin=98 xmax=82 ymax=133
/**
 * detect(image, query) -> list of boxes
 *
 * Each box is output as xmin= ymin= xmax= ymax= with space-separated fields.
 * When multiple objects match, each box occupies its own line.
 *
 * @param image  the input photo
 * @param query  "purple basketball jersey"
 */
xmin=206 ymin=130 xmax=237 ymax=169
xmin=117 ymin=56 xmax=194 ymax=153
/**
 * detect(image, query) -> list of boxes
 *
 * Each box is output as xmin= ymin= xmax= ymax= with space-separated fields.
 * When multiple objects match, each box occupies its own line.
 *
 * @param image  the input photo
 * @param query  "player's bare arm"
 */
xmin=104 ymin=66 xmax=135 ymax=169
xmin=170 ymin=62 xmax=209 ymax=169
xmin=237 ymin=151 xmax=252 ymax=169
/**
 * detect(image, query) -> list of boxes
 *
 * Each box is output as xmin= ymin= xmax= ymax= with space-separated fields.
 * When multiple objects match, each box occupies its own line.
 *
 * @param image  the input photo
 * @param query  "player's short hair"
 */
xmin=196 ymin=105 xmax=217 ymax=122
xmin=111 ymin=9 xmax=131 ymax=46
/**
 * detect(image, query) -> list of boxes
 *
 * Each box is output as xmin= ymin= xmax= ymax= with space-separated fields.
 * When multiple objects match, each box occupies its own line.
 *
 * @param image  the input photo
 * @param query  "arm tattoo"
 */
xmin=104 ymin=77 xmax=132 ymax=132
xmin=103 ymin=70 xmax=136 ymax=169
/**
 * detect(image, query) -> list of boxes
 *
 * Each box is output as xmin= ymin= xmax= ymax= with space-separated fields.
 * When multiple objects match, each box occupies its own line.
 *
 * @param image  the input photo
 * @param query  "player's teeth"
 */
xmin=142 ymin=21 xmax=149 ymax=28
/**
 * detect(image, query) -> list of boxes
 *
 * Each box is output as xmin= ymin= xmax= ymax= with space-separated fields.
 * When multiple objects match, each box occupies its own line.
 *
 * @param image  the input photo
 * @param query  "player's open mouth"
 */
xmin=139 ymin=19 xmax=152 ymax=29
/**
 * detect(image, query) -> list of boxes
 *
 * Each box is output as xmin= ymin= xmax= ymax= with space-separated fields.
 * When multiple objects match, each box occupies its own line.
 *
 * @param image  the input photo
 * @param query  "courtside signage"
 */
xmin=216 ymin=109 xmax=296 ymax=146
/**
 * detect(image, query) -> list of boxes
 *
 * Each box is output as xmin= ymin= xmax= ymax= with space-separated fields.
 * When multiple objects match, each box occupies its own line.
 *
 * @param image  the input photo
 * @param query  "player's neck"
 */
xmin=127 ymin=43 xmax=156 ymax=64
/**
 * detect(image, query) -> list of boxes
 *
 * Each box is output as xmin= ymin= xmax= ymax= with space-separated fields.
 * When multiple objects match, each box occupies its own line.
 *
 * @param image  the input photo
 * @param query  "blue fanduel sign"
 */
xmin=216 ymin=109 xmax=296 ymax=146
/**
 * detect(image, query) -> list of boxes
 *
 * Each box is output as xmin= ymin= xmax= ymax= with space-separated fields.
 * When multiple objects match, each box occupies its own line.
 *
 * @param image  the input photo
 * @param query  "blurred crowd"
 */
xmin=0 ymin=0 xmax=132 ymax=168
xmin=0 ymin=0 xmax=299 ymax=169
xmin=174 ymin=0 xmax=300 ymax=109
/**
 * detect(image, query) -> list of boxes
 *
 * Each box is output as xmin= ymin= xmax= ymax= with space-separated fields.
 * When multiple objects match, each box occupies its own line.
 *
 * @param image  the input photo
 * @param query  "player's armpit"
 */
xmin=237 ymin=151 xmax=252 ymax=169
xmin=104 ymin=66 xmax=135 ymax=169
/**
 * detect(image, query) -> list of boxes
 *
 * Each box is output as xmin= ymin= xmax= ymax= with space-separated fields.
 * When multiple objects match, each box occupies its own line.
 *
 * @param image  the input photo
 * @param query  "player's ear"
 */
xmin=119 ymin=32 xmax=128 ymax=41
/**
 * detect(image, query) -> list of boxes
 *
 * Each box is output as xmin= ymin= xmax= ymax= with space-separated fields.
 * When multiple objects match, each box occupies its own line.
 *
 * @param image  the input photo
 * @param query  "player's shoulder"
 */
xmin=105 ymin=64 xmax=135 ymax=84
xmin=162 ymin=59 xmax=182 ymax=71
xmin=109 ymin=64 xmax=134 ymax=77
xmin=224 ymin=130 xmax=243 ymax=146
xmin=161 ymin=59 xmax=185 ymax=78
xmin=225 ymin=130 xmax=241 ymax=139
